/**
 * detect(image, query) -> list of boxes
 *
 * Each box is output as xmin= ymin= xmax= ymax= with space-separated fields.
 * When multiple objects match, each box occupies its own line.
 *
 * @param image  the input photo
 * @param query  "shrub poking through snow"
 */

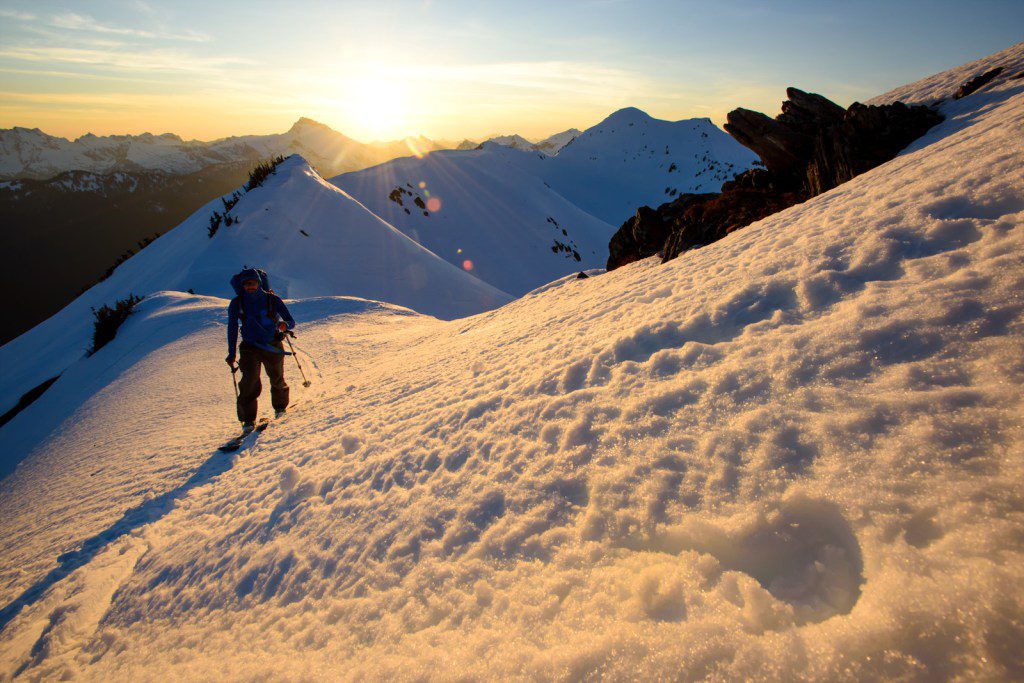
xmin=207 ymin=159 xmax=284 ymax=238
xmin=89 ymin=294 xmax=142 ymax=355
xmin=246 ymin=155 xmax=287 ymax=192
xmin=207 ymin=210 xmax=223 ymax=238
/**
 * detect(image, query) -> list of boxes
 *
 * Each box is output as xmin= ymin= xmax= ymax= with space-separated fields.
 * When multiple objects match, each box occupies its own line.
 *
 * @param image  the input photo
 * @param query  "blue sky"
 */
xmin=0 ymin=0 xmax=1020 ymax=141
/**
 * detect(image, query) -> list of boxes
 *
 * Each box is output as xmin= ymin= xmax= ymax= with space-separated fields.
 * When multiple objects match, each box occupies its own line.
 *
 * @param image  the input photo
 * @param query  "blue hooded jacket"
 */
xmin=227 ymin=268 xmax=295 ymax=355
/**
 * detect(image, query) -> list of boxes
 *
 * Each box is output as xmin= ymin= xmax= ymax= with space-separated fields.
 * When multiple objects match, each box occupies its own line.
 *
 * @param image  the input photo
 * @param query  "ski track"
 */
xmin=0 ymin=44 xmax=1023 ymax=679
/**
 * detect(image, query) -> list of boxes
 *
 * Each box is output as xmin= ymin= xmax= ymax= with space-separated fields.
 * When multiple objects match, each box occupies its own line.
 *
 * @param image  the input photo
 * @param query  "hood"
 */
xmin=229 ymin=267 xmax=269 ymax=298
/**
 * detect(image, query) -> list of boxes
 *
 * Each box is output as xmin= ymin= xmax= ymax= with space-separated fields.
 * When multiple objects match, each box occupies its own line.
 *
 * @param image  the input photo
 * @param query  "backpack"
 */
xmin=230 ymin=267 xmax=278 ymax=325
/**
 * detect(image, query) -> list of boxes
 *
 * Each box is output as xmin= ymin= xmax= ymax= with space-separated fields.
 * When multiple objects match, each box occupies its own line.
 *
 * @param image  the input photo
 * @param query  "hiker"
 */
xmin=226 ymin=268 xmax=295 ymax=429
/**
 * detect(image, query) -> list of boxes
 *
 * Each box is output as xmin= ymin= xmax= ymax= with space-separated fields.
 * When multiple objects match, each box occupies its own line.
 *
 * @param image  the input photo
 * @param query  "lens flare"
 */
xmin=426 ymin=197 xmax=441 ymax=212
xmin=462 ymin=259 xmax=474 ymax=271
xmin=404 ymin=137 xmax=427 ymax=159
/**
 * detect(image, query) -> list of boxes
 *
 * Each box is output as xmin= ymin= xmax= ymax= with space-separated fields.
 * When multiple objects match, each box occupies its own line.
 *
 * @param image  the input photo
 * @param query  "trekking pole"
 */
xmin=285 ymin=331 xmax=312 ymax=387
xmin=229 ymin=362 xmax=240 ymax=399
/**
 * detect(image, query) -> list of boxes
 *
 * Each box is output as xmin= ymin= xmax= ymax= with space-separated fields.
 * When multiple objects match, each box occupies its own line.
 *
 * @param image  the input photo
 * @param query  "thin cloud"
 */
xmin=0 ymin=9 xmax=36 ymax=20
xmin=0 ymin=46 xmax=250 ymax=74
xmin=50 ymin=12 xmax=210 ymax=42
xmin=382 ymin=60 xmax=654 ymax=98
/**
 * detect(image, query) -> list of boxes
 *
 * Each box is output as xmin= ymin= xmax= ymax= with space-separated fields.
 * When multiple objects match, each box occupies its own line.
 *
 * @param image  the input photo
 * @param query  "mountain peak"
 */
xmin=288 ymin=117 xmax=333 ymax=134
xmin=599 ymin=107 xmax=653 ymax=127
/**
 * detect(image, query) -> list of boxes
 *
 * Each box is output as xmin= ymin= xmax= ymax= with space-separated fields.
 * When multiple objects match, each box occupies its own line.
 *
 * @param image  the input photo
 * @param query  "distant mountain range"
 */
xmin=455 ymin=129 xmax=582 ymax=155
xmin=0 ymin=120 xmax=583 ymax=182
xmin=0 ymin=118 xmax=445 ymax=181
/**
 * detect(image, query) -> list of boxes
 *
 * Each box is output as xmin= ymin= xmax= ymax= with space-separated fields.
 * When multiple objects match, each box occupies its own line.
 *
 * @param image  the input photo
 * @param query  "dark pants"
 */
xmin=237 ymin=342 xmax=289 ymax=423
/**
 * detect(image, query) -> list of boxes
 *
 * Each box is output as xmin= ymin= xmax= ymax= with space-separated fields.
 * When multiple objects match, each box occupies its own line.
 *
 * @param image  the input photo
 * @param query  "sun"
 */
xmin=345 ymin=77 xmax=408 ymax=140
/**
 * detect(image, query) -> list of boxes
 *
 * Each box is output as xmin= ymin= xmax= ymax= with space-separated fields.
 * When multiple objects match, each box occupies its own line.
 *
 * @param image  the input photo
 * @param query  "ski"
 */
xmin=217 ymin=417 xmax=270 ymax=452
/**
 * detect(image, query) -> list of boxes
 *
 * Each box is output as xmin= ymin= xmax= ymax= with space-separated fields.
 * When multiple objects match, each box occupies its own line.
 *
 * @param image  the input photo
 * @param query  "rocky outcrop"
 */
xmin=724 ymin=89 xmax=846 ymax=184
xmin=954 ymin=67 xmax=1003 ymax=99
xmin=662 ymin=185 xmax=806 ymax=262
xmin=804 ymin=100 xmax=943 ymax=195
xmin=608 ymin=198 xmax=712 ymax=270
xmin=606 ymin=88 xmax=943 ymax=270
xmin=724 ymin=88 xmax=941 ymax=195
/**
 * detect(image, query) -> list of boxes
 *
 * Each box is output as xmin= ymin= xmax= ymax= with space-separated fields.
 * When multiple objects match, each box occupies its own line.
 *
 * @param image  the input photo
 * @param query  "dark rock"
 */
xmin=726 ymin=89 xmax=941 ymax=194
xmin=778 ymin=87 xmax=846 ymax=134
xmin=721 ymin=168 xmax=782 ymax=193
xmin=954 ymin=67 xmax=1004 ymax=99
xmin=606 ymin=195 xmax=716 ymax=270
xmin=724 ymin=108 xmax=810 ymax=182
xmin=662 ymin=188 xmax=805 ymax=261
xmin=576 ymin=271 xmax=589 ymax=279
xmin=805 ymin=101 xmax=943 ymax=195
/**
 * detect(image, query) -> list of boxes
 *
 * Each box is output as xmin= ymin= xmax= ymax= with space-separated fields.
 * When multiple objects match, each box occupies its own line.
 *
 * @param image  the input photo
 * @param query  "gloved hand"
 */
xmin=226 ymin=355 xmax=236 ymax=366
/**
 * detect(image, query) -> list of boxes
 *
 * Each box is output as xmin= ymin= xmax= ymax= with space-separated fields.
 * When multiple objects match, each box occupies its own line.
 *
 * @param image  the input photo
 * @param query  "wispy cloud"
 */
xmin=0 ymin=46 xmax=250 ymax=74
xmin=50 ymin=12 xmax=210 ymax=42
xmin=369 ymin=60 xmax=658 ymax=101
xmin=0 ymin=8 xmax=36 ymax=21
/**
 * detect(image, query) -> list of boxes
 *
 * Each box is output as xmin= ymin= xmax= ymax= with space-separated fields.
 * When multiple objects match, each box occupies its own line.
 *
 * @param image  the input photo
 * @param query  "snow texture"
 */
xmin=0 ymin=43 xmax=1023 ymax=680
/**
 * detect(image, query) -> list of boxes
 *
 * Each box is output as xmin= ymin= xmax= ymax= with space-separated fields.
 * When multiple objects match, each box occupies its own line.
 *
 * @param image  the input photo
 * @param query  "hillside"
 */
xmin=545 ymin=108 xmax=758 ymax=225
xmin=0 ymin=120 xmax=451 ymax=344
xmin=331 ymin=143 xmax=615 ymax=297
xmin=0 ymin=44 xmax=1022 ymax=679
xmin=0 ymin=155 xmax=510 ymax=429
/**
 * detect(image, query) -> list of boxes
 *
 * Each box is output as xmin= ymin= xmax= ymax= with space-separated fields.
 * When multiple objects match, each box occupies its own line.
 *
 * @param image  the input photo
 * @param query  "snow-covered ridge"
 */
xmin=456 ymin=128 xmax=583 ymax=156
xmin=331 ymin=143 xmax=615 ymax=298
xmin=0 ymin=155 xmax=510 ymax=421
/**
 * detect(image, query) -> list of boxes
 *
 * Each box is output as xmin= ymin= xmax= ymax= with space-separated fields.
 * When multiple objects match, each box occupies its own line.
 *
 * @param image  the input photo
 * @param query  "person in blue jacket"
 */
xmin=226 ymin=268 xmax=295 ymax=428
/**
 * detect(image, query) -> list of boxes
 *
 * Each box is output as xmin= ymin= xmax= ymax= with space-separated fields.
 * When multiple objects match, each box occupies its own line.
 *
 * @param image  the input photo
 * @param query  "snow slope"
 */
xmin=331 ymin=109 xmax=757 ymax=296
xmin=0 ymin=155 xmax=510 ymax=425
xmin=330 ymin=143 xmax=614 ymax=297
xmin=1 ymin=44 xmax=1023 ymax=679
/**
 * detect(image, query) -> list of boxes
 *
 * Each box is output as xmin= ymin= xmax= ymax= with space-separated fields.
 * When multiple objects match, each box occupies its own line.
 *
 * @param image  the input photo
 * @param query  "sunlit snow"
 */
xmin=0 ymin=43 xmax=1022 ymax=679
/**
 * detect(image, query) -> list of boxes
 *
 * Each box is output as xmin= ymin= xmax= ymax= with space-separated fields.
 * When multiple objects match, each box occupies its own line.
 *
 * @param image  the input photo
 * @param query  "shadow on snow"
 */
xmin=0 ymin=446 xmax=240 ymax=634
